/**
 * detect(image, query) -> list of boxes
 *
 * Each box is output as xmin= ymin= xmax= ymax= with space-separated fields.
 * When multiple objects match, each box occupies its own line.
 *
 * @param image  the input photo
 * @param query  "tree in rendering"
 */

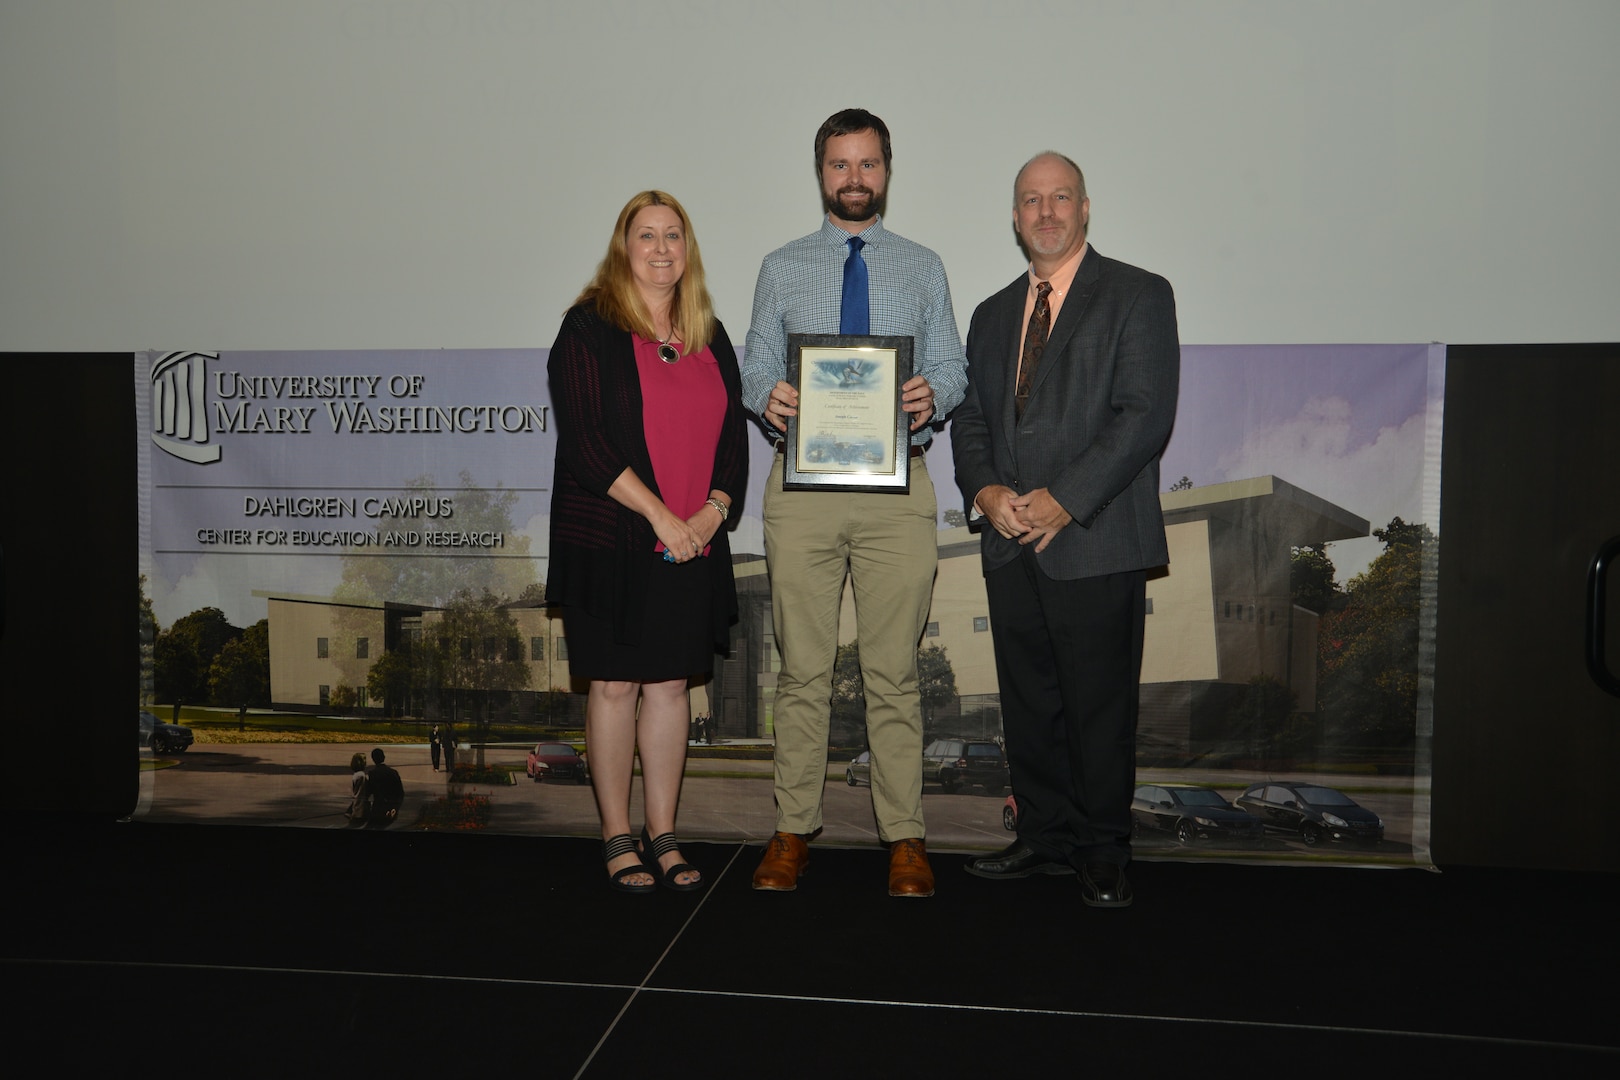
xmin=1317 ymin=517 xmax=1436 ymax=749
xmin=209 ymin=618 xmax=271 ymax=707
xmin=156 ymin=606 xmax=242 ymax=706
xmin=431 ymin=589 xmax=531 ymax=767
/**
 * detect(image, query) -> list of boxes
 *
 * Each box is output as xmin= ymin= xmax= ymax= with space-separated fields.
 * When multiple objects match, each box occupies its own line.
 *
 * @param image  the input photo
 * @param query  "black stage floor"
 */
xmin=7 ymin=819 xmax=1615 ymax=1074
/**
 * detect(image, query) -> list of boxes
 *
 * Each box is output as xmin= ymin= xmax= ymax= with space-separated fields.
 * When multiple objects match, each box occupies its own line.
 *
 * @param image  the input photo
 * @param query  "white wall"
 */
xmin=4 ymin=0 xmax=1618 ymax=350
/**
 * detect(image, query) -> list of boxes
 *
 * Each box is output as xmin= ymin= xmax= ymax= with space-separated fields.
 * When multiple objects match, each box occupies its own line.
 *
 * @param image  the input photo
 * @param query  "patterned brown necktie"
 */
xmin=1015 ymin=280 xmax=1052 ymax=420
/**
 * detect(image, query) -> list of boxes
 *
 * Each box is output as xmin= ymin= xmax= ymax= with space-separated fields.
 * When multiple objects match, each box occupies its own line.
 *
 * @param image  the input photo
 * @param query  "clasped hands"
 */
xmin=655 ymin=503 xmax=723 ymax=564
xmin=975 ymin=485 xmax=1072 ymax=553
xmin=762 ymin=375 xmax=937 ymax=432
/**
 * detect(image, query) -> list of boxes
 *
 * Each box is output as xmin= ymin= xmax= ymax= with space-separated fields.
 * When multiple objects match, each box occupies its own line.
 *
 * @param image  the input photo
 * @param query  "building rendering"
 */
xmin=265 ymin=476 xmax=1365 ymax=762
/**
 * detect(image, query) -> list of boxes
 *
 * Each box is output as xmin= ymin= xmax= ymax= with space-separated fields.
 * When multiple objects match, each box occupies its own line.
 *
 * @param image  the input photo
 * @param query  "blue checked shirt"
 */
xmin=743 ymin=215 xmax=967 ymax=445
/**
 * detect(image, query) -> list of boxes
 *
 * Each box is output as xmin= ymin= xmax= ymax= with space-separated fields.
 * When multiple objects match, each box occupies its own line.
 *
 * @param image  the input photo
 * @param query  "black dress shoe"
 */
xmin=965 ymin=841 xmax=1074 ymax=879
xmin=1079 ymin=862 xmax=1133 ymax=907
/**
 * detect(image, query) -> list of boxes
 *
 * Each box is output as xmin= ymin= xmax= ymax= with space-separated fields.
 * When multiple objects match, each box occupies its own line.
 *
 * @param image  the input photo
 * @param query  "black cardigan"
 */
xmin=545 ymin=302 xmax=747 ymax=650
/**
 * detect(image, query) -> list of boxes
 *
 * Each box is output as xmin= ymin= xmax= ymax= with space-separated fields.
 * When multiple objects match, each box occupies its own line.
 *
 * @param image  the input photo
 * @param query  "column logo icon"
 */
xmin=151 ymin=350 xmax=222 ymax=464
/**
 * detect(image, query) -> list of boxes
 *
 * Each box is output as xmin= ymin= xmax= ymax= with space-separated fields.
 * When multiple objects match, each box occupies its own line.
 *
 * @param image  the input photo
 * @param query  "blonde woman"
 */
xmin=547 ymin=191 xmax=746 ymax=893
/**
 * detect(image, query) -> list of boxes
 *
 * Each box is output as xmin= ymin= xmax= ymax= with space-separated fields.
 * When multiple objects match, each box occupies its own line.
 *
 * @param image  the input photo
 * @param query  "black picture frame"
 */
xmin=783 ymin=333 xmax=914 ymax=493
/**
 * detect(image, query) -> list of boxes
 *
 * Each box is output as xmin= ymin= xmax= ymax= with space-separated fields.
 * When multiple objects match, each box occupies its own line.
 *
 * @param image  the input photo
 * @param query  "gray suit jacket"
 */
xmin=951 ymin=246 xmax=1180 ymax=579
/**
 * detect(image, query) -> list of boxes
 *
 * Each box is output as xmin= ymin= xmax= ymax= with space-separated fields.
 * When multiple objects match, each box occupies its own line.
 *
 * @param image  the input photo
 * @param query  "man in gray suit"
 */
xmin=951 ymin=152 xmax=1179 ymax=907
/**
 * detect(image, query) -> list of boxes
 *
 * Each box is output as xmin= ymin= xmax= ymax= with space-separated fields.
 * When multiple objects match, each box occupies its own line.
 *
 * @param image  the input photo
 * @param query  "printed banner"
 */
xmin=136 ymin=343 xmax=1441 ymax=866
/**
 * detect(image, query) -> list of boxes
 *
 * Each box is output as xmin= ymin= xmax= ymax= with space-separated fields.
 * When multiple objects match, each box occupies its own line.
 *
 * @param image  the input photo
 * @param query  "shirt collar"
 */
xmin=822 ymin=213 xmax=886 ymax=250
xmin=1028 ymin=241 xmax=1087 ymax=298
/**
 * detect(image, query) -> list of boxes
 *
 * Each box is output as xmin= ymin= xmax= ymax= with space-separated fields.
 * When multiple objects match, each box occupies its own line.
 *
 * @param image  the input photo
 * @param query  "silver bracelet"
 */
xmin=705 ymin=497 xmax=729 ymax=521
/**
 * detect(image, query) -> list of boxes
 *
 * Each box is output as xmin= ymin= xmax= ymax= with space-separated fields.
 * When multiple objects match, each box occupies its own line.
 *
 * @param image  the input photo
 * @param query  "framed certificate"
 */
xmin=783 ymin=334 xmax=914 ymax=492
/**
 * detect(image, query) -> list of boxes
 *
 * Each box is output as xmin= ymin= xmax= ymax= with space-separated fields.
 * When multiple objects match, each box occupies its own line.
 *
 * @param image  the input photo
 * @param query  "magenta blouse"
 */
xmin=633 ymin=333 xmax=726 ymax=555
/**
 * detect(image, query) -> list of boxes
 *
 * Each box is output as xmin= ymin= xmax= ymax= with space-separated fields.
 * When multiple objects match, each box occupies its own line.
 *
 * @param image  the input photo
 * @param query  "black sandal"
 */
xmin=604 ymin=834 xmax=655 ymax=894
xmin=641 ymin=827 xmax=703 ymax=892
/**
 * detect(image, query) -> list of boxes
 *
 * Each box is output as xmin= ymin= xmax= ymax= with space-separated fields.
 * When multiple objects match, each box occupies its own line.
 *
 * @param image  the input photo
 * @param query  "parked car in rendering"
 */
xmin=1130 ymin=783 xmax=1265 ymax=844
xmin=526 ymin=742 xmax=589 ymax=783
xmin=845 ymin=751 xmax=871 ymax=787
xmin=138 ymin=710 xmax=193 ymax=755
xmin=1234 ymin=781 xmax=1384 ymax=846
xmin=1003 ymin=795 xmax=1018 ymax=831
xmin=922 ymin=738 xmax=1010 ymax=795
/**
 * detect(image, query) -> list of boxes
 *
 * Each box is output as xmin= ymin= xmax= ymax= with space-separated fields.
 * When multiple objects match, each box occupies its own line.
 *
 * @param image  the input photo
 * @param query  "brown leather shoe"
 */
xmin=888 ymin=838 xmax=935 ymax=897
xmin=752 ymin=832 xmax=809 ymax=891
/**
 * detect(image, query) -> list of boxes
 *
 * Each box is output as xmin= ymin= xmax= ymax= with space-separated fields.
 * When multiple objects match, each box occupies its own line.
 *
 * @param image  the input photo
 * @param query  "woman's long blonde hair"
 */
xmin=573 ymin=190 xmax=716 ymax=356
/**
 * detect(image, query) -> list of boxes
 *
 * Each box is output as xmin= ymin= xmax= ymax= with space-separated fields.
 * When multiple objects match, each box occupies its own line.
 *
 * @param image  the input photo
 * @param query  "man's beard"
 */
xmin=823 ymin=185 xmax=885 ymax=222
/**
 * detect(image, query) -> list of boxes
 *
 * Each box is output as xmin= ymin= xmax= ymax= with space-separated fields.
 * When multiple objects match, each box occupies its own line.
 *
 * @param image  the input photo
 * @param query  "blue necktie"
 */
xmin=840 ymin=235 xmax=869 ymax=335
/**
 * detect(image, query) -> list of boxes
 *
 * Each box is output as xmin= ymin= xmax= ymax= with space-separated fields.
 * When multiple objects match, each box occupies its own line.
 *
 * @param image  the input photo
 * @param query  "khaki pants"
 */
xmin=763 ymin=453 xmax=937 ymax=842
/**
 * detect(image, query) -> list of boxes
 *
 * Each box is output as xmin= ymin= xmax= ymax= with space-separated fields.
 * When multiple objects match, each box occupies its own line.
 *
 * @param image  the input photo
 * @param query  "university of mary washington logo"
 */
xmin=151 ymin=350 xmax=222 ymax=464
